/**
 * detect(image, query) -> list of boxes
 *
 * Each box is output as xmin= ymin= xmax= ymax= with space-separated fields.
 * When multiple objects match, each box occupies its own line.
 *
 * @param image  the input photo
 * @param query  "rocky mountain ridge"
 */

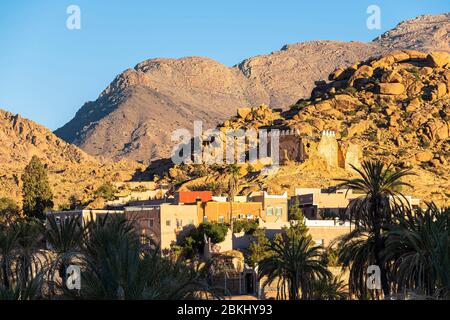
xmin=0 ymin=109 xmax=143 ymax=207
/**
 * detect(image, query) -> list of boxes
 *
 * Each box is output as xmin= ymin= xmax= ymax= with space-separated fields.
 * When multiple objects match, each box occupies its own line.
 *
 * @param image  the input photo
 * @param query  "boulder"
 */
xmin=389 ymin=113 xmax=401 ymax=127
xmin=297 ymin=124 xmax=314 ymax=136
xmin=333 ymin=94 xmax=360 ymax=110
xmin=403 ymin=50 xmax=428 ymax=60
xmin=381 ymin=70 xmax=402 ymax=83
xmin=415 ymin=150 xmax=433 ymax=162
xmin=405 ymin=98 xmax=420 ymax=112
xmin=329 ymin=67 xmax=345 ymax=81
xmin=311 ymin=118 xmax=326 ymax=131
xmin=347 ymin=120 xmax=370 ymax=138
xmin=349 ymin=65 xmax=374 ymax=85
xmin=237 ymin=107 xmax=252 ymax=119
xmin=437 ymin=83 xmax=447 ymax=98
xmin=431 ymin=121 xmax=449 ymax=140
xmin=419 ymin=67 xmax=433 ymax=76
xmin=377 ymin=83 xmax=405 ymax=95
xmin=314 ymin=101 xmax=333 ymax=112
xmin=427 ymin=52 xmax=450 ymax=68
xmin=387 ymin=51 xmax=411 ymax=62
xmin=407 ymin=81 xmax=424 ymax=95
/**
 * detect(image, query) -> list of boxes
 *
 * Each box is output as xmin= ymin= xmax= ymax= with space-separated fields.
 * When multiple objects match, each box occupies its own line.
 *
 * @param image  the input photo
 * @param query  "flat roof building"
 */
xmin=124 ymin=203 xmax=198 ymax=251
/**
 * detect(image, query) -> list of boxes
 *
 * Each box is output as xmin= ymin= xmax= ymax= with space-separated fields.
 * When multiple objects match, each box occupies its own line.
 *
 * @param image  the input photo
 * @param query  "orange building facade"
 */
xmin=197 ymin=201 xmax=263 ymax=224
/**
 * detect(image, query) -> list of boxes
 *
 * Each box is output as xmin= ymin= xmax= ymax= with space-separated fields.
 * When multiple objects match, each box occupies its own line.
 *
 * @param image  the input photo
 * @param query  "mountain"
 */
xmin=168 ymin=50 xmax=450 ymax=206
xmin=54 ymin=13 xmax=450 ymax=163
xmin=0 ymin=109 xmax=142 ymax=207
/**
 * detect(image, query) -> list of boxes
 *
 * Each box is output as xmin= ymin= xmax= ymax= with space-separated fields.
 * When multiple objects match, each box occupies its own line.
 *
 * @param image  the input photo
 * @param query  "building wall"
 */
xmin=307 ymin=225 xmax=351 ymax=247
xmin=260 ymin=220 xmax=351 ymax=247
xmin=175 ymin=191 xmax=212 ymax=204
xmin=294 ymin=191 xmax=359 ymax=219
xmin=47 ymin=210 xmax=124 ymax=227
xmin=250 ymin=192 xmax=288 ymax=223
xmin=261 ymin=198 xmax=288 ymax=223
xmin=198 ymin=202 xmax=262 ymax=224
xmin=125 ymin=204 xmax=198 ymax=250
xmin=159 ymin=204 xmax=198 ymax=250
xmin=124 ymin=207 xmax=161 ymax=245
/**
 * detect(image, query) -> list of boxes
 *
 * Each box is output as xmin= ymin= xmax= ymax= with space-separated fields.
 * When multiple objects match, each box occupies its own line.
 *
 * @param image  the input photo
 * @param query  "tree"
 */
xmin=199 ymin=222 xmax=228 ymax=244
xmin=94 ymin=182 xmax=116 ymax=201
xmin=258 ymin=226 xmax=331 ymax=300
xmin=232 ymin=219 xmax=258 ymax=234
xmin=311 ymin=275 xmax=349 ymax=300
xmin=289 ymin=197 xmax=305 ymax=221
xmin=182 ymin=222 xmax=229 ymax=253
xmin=45 ymin=215 xmax=84 ymax=292
xmin=385 ymin=203 xmax=450 ymax=299
xmin=0 ymin=198 xmax=21 ymax=224
xmin=225 ymin=164 xmax=240 ymax=228
xmin=335 ymin=160 xmax=414 ymax=298
xmin=247 ymin=228 xmax=270 ymax=266
xmin=75 ymin=215 xmax=216 ymax=299
xmin=21 ymin=156 xmax=53 ymax=219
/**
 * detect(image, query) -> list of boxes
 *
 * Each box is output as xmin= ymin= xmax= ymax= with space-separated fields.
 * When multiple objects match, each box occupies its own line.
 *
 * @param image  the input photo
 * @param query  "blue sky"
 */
xmin=0 ymin=0 xmax=448 ymax=130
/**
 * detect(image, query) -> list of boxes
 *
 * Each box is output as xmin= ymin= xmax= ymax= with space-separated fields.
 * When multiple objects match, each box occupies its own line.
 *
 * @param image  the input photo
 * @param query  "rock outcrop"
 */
xmin=166 ymin=50 xmax=450 ymax=206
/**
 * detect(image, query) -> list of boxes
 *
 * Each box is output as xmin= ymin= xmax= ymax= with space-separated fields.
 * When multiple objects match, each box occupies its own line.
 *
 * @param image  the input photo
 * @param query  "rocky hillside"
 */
xmin=0 ymin=110 xmax=143 ymax=207
xmin=164 ymin=50 xmax=450 ymax=206
xmin=55 ymin=14 xmax=450 ymax=162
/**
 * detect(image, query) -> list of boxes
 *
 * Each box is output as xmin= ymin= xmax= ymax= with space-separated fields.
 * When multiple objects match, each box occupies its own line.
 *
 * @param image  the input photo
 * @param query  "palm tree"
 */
xmin=0 ymin=224 xmax=19 ymax=289
xmin=71 ymin=215 xmax=216 ymax=299
xmin=311 ymin=275 xmax=349 ymax=300
xmin=45 ymin=215 xmax=84 ymax=293
xmin=385 ymin=203 xmax=450 ymax=299
xmin=335 ymin=160 xmax=414 ymax=298
xmin=258 ymin=229 xmax=331 ymax=300
xmin=14 ymin=219 xmax=46 ymax=290
xmin=225 ymin=164 xmax=240 ymax=227
xmin=0 ymin=219 xmax=47 ymax=299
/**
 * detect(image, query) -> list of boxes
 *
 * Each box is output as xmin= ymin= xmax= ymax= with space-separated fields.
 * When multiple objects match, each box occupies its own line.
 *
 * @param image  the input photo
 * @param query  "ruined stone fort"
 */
xmin=275 ymin=128 xmax=361 ymax=171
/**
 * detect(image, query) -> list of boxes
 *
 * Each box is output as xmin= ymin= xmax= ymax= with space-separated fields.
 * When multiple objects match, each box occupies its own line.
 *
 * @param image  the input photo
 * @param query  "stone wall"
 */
xmin=316 ymin=130 xmax=361 ymax=171
xmin=318 ymin=130 xmax=339 ymax=167
xmin=345 ymin=143 xmax=362 ymax=171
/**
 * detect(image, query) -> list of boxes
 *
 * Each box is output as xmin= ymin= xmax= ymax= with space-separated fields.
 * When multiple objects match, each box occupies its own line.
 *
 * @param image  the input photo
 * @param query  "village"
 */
xmin=47 ymin=181 xmax=421 ymax=298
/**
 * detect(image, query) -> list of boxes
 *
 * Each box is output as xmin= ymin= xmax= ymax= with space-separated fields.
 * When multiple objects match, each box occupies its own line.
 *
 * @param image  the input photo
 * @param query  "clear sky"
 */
xmin=0 ymin=0 xmax=448 ymax=130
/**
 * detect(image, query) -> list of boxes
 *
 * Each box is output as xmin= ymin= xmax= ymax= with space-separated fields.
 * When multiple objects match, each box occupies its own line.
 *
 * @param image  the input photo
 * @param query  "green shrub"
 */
xmin=233 ymin=220 xmax=258 ymax=234
xmin=94 ymin=182 xmax=116 ymax=201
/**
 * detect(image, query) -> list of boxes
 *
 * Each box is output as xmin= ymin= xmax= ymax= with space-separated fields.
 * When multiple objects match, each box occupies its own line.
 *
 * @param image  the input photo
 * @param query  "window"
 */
xmin=148 ymin=219 xmax=154 ymax=228
xmin=266 ymin=207 xmax=274 ymax=216
xmin=275 ymin=207 xmax=283 ymax=217
xmin=247 ymin=214 xmax=253 ymax=220
xmin=218 ymin=216 xmax=225 ymax=223
xmin=166 ymin=220 xmax=171 ymax=227
xmin=176 ymin=219 xmax=183 ymax=228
